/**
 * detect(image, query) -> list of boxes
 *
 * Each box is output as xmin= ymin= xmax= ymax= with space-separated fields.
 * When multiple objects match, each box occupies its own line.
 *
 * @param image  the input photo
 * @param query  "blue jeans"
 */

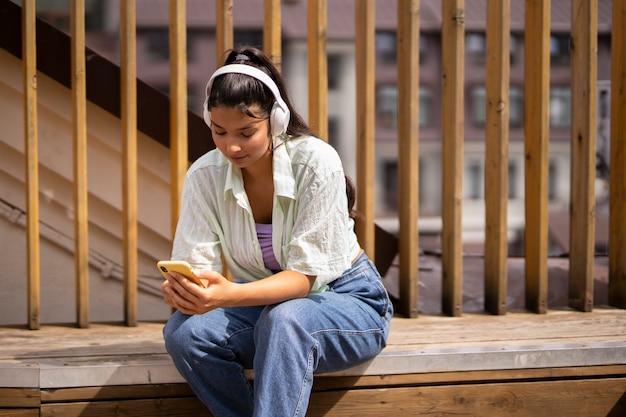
xmin=163 ymin=252 xmax=393 ymax=417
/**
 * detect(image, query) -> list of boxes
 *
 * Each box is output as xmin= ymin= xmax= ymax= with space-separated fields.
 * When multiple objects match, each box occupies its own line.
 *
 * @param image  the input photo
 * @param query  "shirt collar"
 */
xmin=222 ymin=137 xmax=296 ymax=203
xmin=272 ymin=137 xmax=296 ymax=200
xmin=224 ymin=161 xmax=248 ymax=207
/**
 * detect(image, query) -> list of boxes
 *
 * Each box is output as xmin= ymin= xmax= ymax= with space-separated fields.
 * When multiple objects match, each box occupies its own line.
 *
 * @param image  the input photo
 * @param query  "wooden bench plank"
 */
xmin=0 ymin=410 xmax=39 ymax=417
xmin=307 ymin=378 xmax=626 ymax=417
xmin=40 ymin=398 xmax=211 ymax=417
xmin=1 ymin=310 xmax=624 ymax=389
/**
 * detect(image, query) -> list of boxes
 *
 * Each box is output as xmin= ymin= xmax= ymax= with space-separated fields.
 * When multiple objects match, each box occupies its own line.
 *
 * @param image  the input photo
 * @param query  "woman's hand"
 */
xmin=161 ymin=269 xmax=316 ymax=315
xmin=161 ymin=270 xmax=234 ymax=315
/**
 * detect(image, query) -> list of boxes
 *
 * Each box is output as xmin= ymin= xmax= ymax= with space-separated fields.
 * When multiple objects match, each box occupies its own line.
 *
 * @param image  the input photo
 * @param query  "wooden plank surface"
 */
xmin=0 ymin=411 xmax=39 ymax=417
xmin=1 ymin=309 xmax=624 ymax=389
xmin=22 ymin=0 xmax=40 ymax=331
xmin=40 ymin=398 xmax=211 ymax=417
xmin=523 ymin=0 xmax=550 ymax=314
xmin=354 ymin=0 xmax=376 ymax=261
xmin=569 ymin=0 xmax=598 ymax=311
xmin=307 ymin=378 xmax=626 ymax=417
xmin=440 ymin=0 xmax=465 ymax=317
xmin=484 ymin=0 xmax=510 ymax=315
xmin=610 ymin=0 xmax=626 ymax=308
xmin=71 ymin=0 xmax=89 ymax=328
xmin=396 ymin=0 xmax=420 ymax=318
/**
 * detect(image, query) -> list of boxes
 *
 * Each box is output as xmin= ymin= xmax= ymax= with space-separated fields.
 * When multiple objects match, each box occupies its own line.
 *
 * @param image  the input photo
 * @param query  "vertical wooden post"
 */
xmin=441 ymin=0 xmax=465 ymax=317
xmin=22 ymin=0 xmax=40 ymax=330
xmin=214 ymin=1 xmax=233 ymax=281
xmin=169 ymin=0 xmax=188 ymax=241
xmin=120 ymin=0 xmax=138 ymax=326
xmin=609 ymin=1 xmax=626 ymax=309
xmin=307 ymin=0 xmax=328 ymax=140
xmin=71 ymin=0 xmax=90 ymax=327
xmin=484 ymin=0 xmax=510 ymax=315
xmin=216 ymin=0 xmax=233 ymax=63
xmin=397 ymin=0 xmax=421 ymax=318
xmin=524 ymin=0 xmax=550 ymax=314
xmin=569 ymin=0 xmax=597 ymax=312
xmin=264 ymin=0 xmax=282 ymax=71
xmin=354 ymin=0 xmax=376 ymax=263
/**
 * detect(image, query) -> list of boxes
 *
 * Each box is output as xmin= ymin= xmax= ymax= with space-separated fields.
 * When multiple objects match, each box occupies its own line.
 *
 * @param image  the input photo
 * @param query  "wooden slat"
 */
xmin=313 ymin=365 xmax=626 ymax=390
xmin=609 ymin=0 xmax=626 ymax=308
xmin=169 ymin=0 xmax=188 ymax=242
xmin=21 ymin=0 xmax=40 ymax=330
xmin=306 ymin=378 xmax=626 ymax=417
xmin=71 ymin=0 xmax=89 ymax=328
xmin=569 ymin=0 xmax=597 ymax=312
xmin=396 ymin=0 xmax=420 ymax=318
xmin=214 ymin=0 xmax=234 ymax=282
xmin=440 ymin=0 xmax=465 ymax=317
xmin=41 ymin=384 xmax=195 ymax=403
xmin=263 ymin=0 xmax=281 ymax=70
xmin=215 ymin=0 xmax=233 ymax=62
xmin=0 ymin=405 xmax=39 ymax=415
xmin=307 ymin=0 xmax=328 ymax=140
xmin=354 ymin=0 xmax=376 ymax=262
xmin=484 ymin=0 xmax=510 ymax=315
xmin=0 ymin=388 xmax=39 ymax=407
xmin=120 ymin=0 xmax=138 ymax=326
xmin=40 ymin=398 xmax=211 ymax=417
xmin=523 ymin=0 xmax=550 ymax=313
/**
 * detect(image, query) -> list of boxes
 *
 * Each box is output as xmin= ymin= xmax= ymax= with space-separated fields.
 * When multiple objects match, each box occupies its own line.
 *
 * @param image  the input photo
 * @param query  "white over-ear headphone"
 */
xmin=203 ymin=64 xmax=291 ymax=137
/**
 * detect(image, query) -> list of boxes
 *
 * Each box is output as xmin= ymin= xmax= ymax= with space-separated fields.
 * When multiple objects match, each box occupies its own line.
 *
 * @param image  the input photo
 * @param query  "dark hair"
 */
xmin=208 ymin=46 xmax=313 ymax=138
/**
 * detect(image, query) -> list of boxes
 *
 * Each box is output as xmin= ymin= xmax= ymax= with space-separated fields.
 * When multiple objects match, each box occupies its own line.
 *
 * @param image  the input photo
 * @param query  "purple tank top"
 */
xmin=255 ymin=223 xmax=282 ymax=273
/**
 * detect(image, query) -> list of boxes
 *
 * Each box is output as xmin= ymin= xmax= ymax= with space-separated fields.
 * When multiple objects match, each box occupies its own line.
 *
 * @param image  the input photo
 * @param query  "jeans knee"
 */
xmin=163 ymin=312 xmax=192 ymax=356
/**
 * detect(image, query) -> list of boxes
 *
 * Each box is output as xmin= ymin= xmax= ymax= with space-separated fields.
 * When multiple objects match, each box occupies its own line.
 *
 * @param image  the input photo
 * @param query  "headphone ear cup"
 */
xmin=203 ymin=101 xmax=212 ymax=127
xmin=269 ymin=103 xmax=290 ymax=137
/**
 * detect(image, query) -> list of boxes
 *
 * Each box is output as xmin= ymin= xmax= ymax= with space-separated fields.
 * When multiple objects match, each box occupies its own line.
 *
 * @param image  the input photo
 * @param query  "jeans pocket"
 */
xmin=329 ymin=256 xmax=392 ymax=319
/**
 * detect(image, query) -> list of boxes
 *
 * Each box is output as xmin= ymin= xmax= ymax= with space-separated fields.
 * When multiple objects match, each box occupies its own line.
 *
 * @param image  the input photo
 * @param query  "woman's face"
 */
xmin=209 ymin=105 xmax=271 ymax=170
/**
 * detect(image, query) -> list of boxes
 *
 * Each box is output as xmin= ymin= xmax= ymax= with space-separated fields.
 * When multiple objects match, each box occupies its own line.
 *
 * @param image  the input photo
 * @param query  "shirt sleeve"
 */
xmin=171 ymin=170 xmax=223 ymax=272
xmin=285 ymin=159 xmax=356 ymax=283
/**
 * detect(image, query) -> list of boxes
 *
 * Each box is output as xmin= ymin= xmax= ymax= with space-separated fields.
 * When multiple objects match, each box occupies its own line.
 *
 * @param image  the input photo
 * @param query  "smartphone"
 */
xmin=157 ymin=260 xmax=205 ymax=287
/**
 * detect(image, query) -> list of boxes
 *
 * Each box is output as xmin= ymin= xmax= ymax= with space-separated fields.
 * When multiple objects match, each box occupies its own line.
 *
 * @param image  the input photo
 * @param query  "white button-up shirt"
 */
xmin=171 ymin=135 xmax=361 ymax=294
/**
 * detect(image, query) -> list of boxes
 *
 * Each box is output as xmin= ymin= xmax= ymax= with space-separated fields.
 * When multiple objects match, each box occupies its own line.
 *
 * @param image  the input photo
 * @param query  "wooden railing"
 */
xmin=17 ymin=0 xmax=626 ymax=329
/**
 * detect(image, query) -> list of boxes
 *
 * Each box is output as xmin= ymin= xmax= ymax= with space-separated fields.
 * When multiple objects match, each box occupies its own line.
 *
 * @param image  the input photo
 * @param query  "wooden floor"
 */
xmin=1 ymin=308 xmax=626 ymax=416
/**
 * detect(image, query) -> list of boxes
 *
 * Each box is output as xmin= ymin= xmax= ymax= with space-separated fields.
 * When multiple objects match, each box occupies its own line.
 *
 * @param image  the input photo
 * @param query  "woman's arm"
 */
xmin=161 ymin=269 xmax=316 ymax=315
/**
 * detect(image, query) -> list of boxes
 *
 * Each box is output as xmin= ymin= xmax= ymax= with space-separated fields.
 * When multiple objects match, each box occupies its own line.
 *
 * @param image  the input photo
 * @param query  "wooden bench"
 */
xmin=1 ymin=309 xmax=625 ymax=416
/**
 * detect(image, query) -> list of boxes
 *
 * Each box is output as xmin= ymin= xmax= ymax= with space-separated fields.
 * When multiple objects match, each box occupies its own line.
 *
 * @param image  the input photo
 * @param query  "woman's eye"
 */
xmin=212 ymin=129 xmax=226 ymax=136
xmin=241 ymin=130 xmax=255 ymax=138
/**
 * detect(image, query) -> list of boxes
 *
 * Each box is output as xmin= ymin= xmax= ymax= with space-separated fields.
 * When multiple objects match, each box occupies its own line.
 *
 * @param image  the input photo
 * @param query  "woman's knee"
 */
xmin=163 ymin=312 xmax=187 ymax=352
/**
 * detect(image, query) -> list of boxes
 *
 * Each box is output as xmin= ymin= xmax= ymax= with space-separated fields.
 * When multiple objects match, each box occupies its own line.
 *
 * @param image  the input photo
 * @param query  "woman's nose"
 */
xmin=226 ymin=138 xmax=241 ymax=153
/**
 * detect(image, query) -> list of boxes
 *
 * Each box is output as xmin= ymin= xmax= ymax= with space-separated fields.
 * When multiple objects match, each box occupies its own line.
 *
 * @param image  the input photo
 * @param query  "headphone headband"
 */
xmin=203 ymin=64 xmax=290 ymax=137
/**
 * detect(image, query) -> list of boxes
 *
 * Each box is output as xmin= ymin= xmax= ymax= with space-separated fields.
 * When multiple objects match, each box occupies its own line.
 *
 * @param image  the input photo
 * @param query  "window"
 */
xmin=143 ymin=29 xmax=169 ymax=61
xmin=471 ymin=86 xmax=486 ymax=127
xmin=471 ymin=85 xmax=524 ymax=128
xmin=377 ymin=85 xmax=432 ymax=129
xmin=550 ymin=87 xmax=571 ymax=128
xmin=467 ymin=33 xmax=517 ymax=65
xmin=550 ymin=34 xmax=570 ymax=65
xmin=383 ymin=161 xmax=399 ymax=212
xmin=509 ymin=162 xmax=518 ymax=199
xmin=376 ymin=31 xmax=396 ymax=64
xmin=465 ymin=162 xmax=483 ymax=199
xmin=234 ymin=30 xmax=263 ymax=49
xmin=509 ymin=86 xmax=523 ymax=127
xmin=466 ymin=33 xmax=486 ymax=64
xmin=419 ymin=87 xmax=432 ymax=127
xmin=328 ymin=117 xmax=340 ymax=149
xmin=377 ymin=85 xmax=398 ymax=129
xmin=548 ymin=162 xmax=557 ymax=200
xmin=328 ymin=54 xmax=342 ymax=90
